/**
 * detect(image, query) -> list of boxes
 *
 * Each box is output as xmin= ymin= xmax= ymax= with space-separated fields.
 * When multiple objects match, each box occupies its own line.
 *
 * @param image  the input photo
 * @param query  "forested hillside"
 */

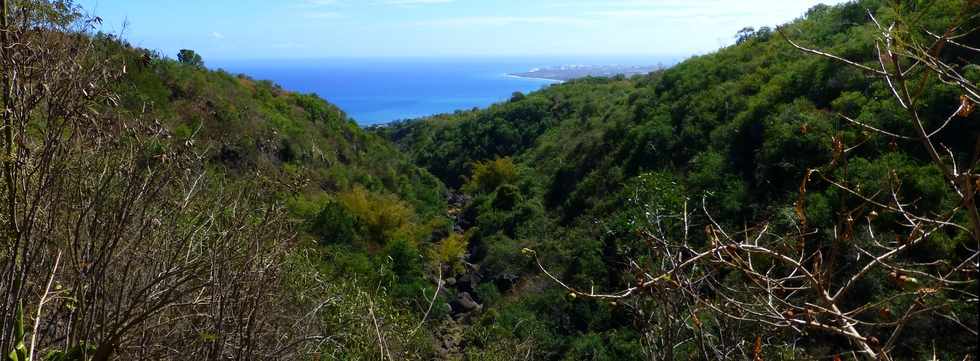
xmin=377 ymin=0 xmax=979 ymax=359
xmin=1 ymin=0 xmax=976 ymax=360
xmin=115 ymin=46 xmax=446 ymax=217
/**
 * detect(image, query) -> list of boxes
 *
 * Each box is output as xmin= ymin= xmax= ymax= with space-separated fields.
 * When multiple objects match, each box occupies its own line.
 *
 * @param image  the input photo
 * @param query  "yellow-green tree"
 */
xmin=463 ymin=157 xmax=519 ymax=194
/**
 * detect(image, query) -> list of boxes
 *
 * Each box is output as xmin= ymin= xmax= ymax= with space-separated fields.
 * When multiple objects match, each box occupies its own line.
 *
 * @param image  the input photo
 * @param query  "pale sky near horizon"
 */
xmin=79 ymin=0 xmax=850 ymax=60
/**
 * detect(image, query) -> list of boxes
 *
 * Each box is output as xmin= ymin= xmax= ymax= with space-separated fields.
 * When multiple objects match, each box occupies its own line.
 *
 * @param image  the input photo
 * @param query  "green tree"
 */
xmin=310 ymin=199 xmax=357 ymax=245
xmin=177 ymin=48 xmax=204 ymax=67
xmin=463 ymin=157 xmax=519 ymax=194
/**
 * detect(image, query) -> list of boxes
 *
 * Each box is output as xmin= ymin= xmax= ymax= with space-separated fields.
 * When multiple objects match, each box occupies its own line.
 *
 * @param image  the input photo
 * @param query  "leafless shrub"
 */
xmin=0 ymin=1 xmax=319 ymax=360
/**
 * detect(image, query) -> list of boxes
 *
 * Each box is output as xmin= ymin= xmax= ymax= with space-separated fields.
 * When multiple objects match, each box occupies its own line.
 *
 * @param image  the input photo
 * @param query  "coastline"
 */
xmin=505 ymin=74 xmax=565 ymax=83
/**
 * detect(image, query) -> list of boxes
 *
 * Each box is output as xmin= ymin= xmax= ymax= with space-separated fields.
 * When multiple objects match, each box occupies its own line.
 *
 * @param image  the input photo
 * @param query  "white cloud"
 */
xmin=547 ymin=0 xmax=852 ymax=31
xmin=210 ymin=32 xmax=225 ymax=40
xmin=400 ymin=0 xmax=848 ymax=32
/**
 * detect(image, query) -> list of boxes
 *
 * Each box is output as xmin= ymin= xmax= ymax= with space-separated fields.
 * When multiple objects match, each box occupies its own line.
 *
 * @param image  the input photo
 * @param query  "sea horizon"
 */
xmin=210 ymin=55 xmax=683 ymax=125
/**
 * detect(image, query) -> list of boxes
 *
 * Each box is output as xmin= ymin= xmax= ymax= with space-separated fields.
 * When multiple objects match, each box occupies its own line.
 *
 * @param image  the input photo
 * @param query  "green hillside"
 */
xmin=0 ymin=3 xmax=452 ymax=358
xmin=114 ymin=45 xmax=446 ymax=217
xmin=106 ymin=41 xmax=458 ymax=358
xmin=1 ymin=0 xmax=976 ymax=360
xmin=377 ymin=0 xmax=978 ymax=358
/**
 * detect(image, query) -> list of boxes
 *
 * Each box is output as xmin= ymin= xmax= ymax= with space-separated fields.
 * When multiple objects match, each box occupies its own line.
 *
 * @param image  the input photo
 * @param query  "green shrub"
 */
xmin=310 ymin=199 xmax=357 ymax=245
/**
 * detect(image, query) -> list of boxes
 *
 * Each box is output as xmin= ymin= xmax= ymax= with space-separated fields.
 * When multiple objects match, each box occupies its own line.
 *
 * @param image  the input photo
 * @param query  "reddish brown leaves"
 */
xmin=879 ymin=307 xmax=892 ymax=319
xmin=753 ymin=336 xmax=764 ymax=361
xmin=958 ymin=95 xmax=975 ymax=117
xmin=831 ymin=133 xmax=845 ymax=162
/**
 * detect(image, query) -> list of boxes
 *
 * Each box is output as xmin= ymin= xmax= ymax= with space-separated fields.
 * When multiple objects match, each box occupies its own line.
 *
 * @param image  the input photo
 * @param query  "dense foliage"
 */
xmin=4 ymin=0 xmax=975 ymax=359
xmin=377 ymin=0 xmax=978 ymax=358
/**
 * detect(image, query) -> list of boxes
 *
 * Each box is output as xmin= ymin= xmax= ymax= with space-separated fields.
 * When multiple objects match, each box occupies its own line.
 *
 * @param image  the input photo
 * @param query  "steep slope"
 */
xmin=16 ymin=0 xmax=972 ymax=358
xmin=88 ymin=40 xmax=456 ymax=359
xmin=0 ymin=1 xmax=469 ymax=357
xmin=377 ymin=0 xmax=978 ymax=358
xmin=112 ymin=47 xmax=446 ymax=217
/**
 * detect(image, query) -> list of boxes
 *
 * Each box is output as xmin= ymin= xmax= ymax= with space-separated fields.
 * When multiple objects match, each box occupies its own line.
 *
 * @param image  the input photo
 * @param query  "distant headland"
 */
xmin=509 ymin=64 xmax=662 ymax=81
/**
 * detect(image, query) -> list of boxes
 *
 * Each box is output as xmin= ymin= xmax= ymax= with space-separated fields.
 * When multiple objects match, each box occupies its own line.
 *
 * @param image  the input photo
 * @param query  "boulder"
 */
xmin=453 ymin=292 xmax=482 ymax=313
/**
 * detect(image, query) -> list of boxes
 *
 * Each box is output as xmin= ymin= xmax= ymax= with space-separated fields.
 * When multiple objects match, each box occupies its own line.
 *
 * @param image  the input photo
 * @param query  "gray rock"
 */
xmin=455 ymin=292 xmax=482 ymax=312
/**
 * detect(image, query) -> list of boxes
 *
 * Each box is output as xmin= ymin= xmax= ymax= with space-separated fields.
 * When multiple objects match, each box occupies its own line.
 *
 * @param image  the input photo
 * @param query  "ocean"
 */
xmin=211 ymin=56 xmax=679 ymax=125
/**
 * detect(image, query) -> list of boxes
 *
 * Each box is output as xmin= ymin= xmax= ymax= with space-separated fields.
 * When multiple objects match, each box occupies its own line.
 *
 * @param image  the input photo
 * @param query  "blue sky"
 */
xmin=79 ymin=0 xmax=849 ymax=60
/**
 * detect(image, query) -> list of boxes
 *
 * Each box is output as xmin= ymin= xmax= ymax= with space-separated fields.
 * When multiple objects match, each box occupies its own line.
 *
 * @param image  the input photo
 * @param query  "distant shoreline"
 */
xmin=508 ymin=64 xmax=661 ymax=82
xmin=504 ymin=74 xmax=565 ymax=83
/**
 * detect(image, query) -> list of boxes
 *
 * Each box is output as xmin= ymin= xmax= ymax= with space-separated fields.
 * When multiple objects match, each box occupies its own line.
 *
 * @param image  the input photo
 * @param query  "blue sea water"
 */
xmin=211 ymin=56 xmax=679 ymax=125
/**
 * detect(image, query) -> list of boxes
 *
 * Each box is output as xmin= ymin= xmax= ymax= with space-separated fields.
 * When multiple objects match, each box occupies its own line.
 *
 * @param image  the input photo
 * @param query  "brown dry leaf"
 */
xmin=794 ymin=200 xmax=805 ymax=223
xmin=753 ymin=336 xmax=764 ymax=361
xmin=783 ymin=309 xmax=795 ymax=319
xmin=832 ymin=134 xmax=845 ymax=157
xmin=959 ymin=95 xmax=975 ymax=117
xmin=795 ymin=169 xmax=814 ymax=231
xmin=879 ymin=307 xmax=892 ymax=319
